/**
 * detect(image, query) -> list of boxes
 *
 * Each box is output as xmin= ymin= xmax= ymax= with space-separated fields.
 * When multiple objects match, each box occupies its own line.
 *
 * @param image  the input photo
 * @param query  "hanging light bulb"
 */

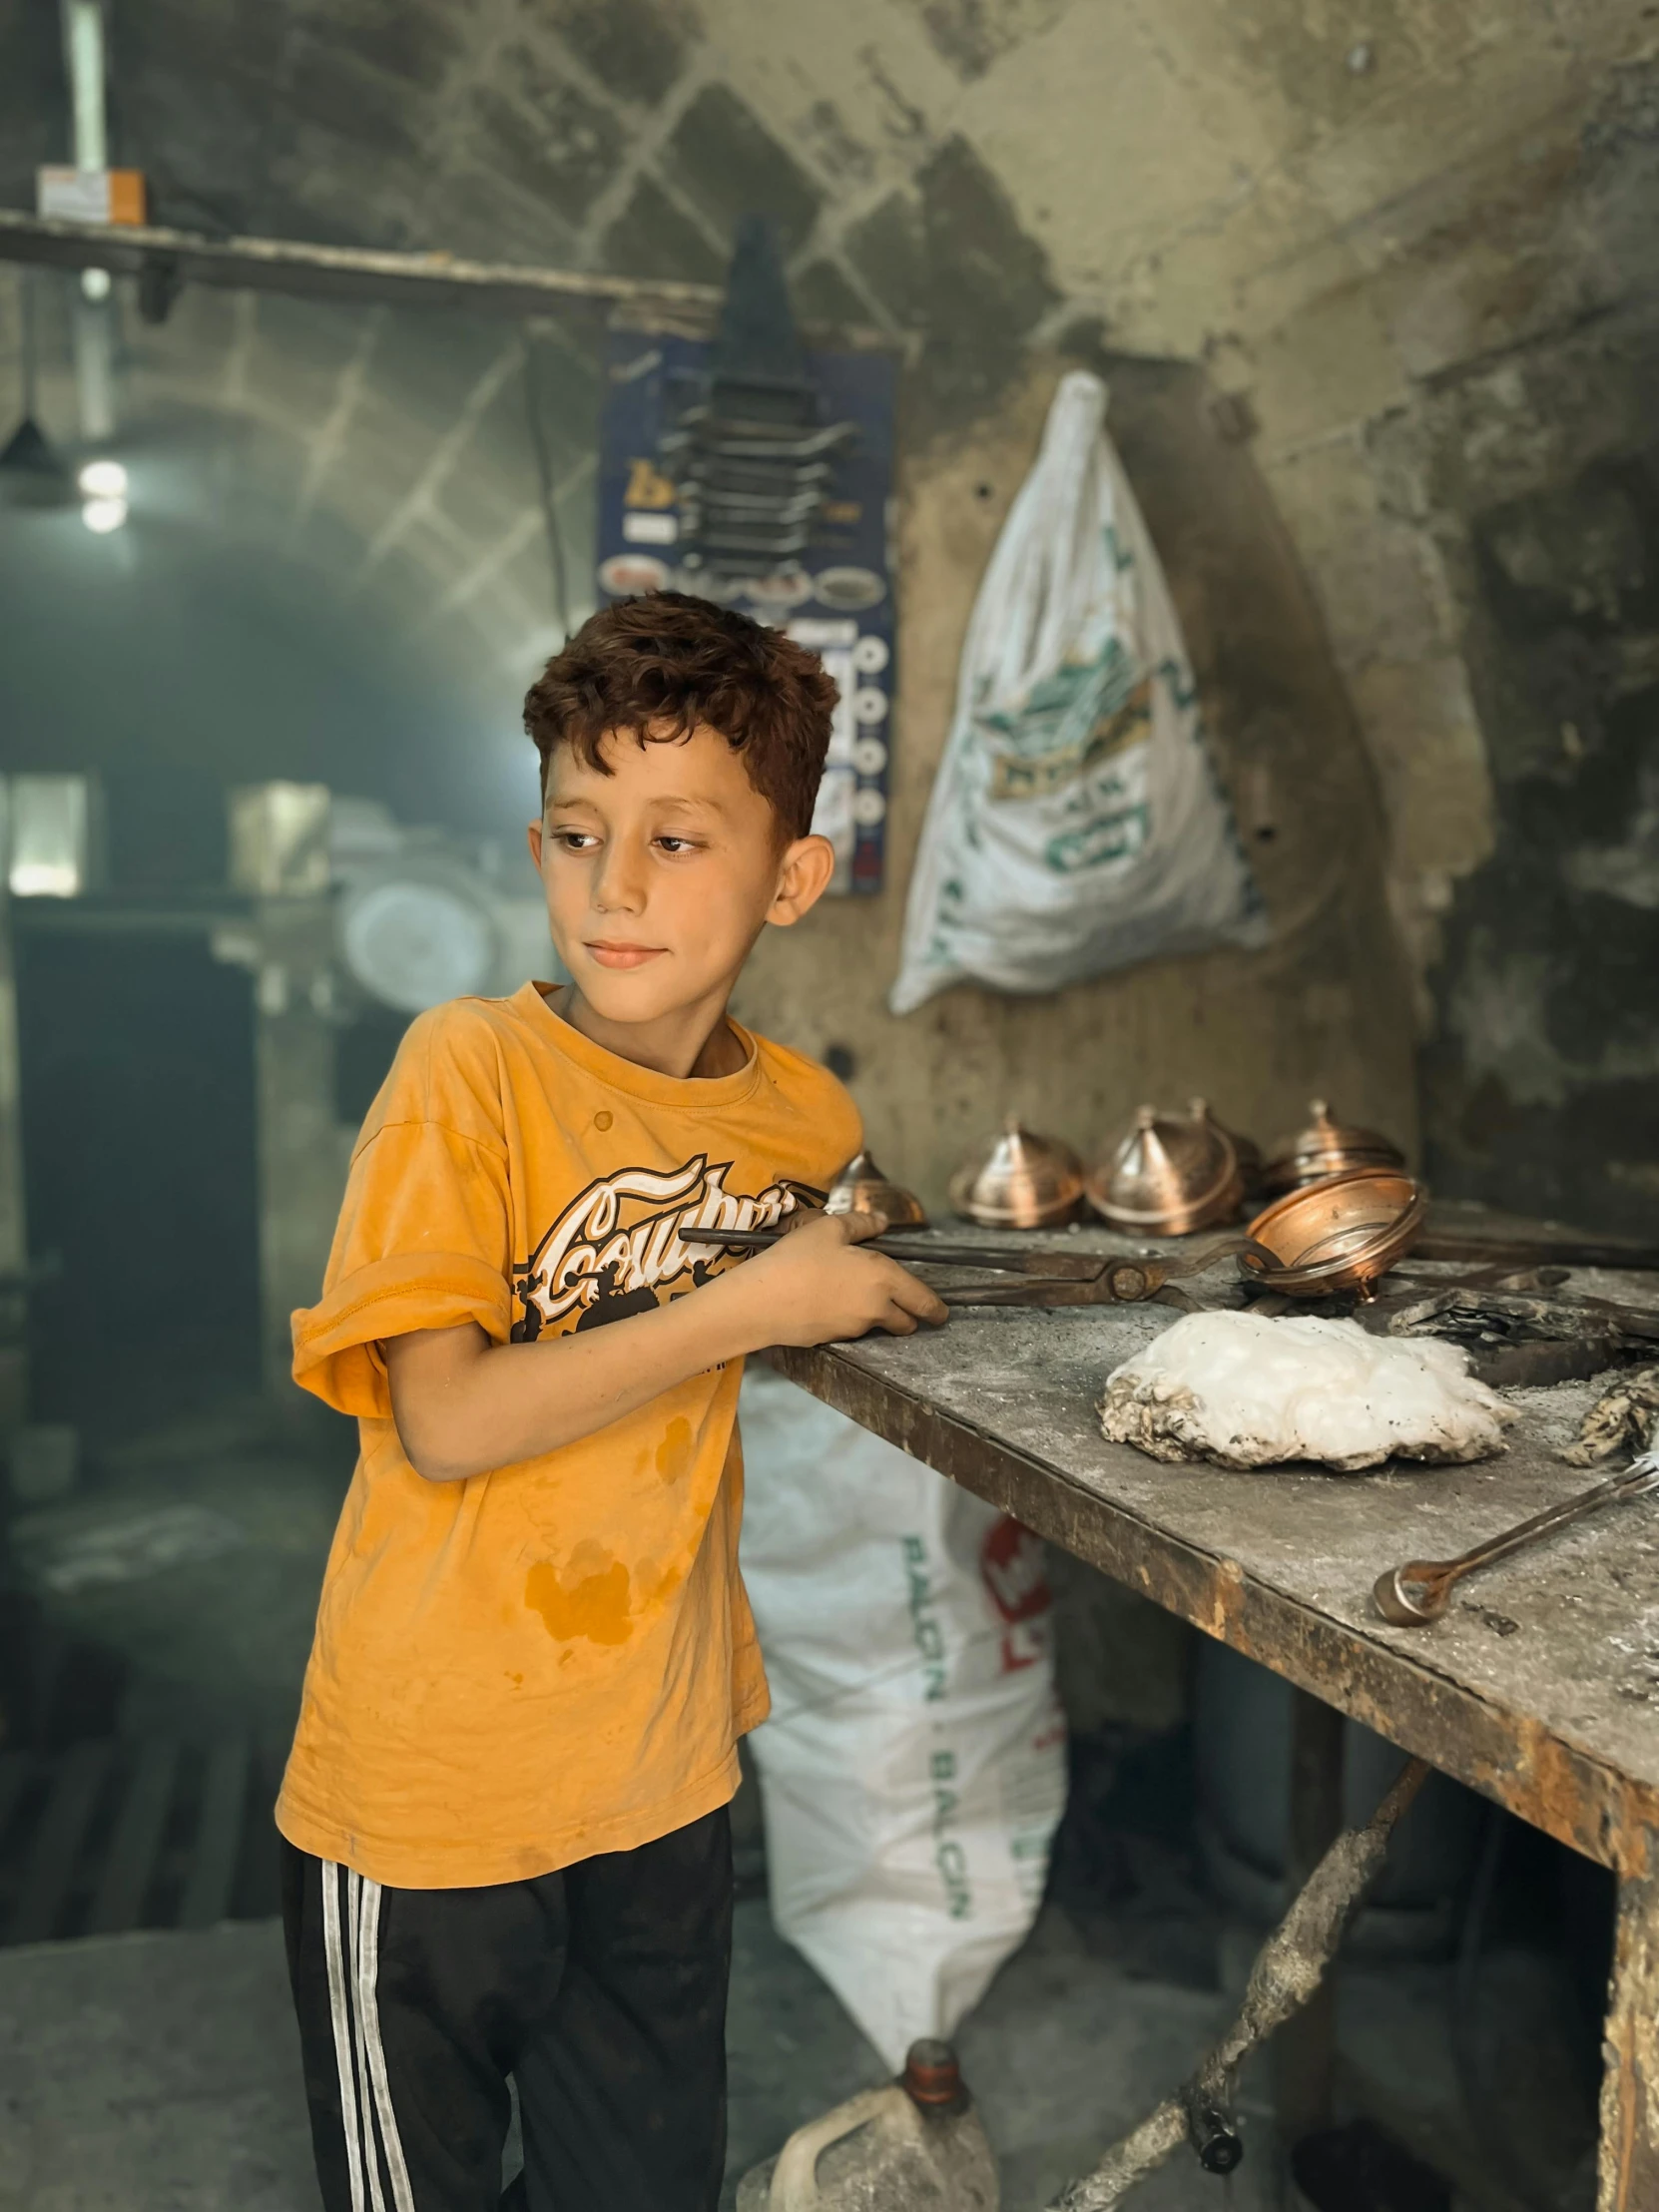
xmin=77 ymin=457 xmax=127 ymax=499
xmin=81 ymin=493 xmax=128 ymax=533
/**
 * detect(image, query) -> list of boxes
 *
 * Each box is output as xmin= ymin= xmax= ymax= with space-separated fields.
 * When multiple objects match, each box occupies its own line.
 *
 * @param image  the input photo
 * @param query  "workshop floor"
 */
xmin=0 ymin=1389 xmax=1599 ymax=2211
xmin=0 ymin=1896 xmax=1591 ymax=2212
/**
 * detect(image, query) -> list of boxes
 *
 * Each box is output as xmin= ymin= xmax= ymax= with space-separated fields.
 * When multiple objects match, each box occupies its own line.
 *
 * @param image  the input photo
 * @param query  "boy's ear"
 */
xmin=527 ymin=820 xmax=545 ymax=870
xmin=767 ymin=833 xmax=836 ymax=927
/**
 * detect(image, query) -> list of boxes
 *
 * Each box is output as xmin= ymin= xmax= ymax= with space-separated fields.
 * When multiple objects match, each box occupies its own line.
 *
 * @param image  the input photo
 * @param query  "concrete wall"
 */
xmin=3 ymin=0 xmax=1657 ymax=1226
xmin=734 ymin=345 xmax=1418 ymax=1209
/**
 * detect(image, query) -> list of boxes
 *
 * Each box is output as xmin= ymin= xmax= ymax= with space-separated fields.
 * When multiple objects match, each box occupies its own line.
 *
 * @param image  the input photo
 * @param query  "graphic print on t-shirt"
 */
xmin=512 ymin=1154 xmax=824 ymax=1340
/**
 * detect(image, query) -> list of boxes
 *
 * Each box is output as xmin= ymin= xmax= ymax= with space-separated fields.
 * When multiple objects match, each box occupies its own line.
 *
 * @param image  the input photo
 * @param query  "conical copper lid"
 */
xmin=1085 ymin=1105 xmax=1245 ymax=1235
xmin=1262 ymin=1098 xmax=1404 ymax=1196
xmin=1188 ymin=1098 xmax=1263 ymax=1196
xmin=949 ymin=1117 xmax=1085 ymax=1230
xmin=824 ymin=1148 xmax=927 ymax=1227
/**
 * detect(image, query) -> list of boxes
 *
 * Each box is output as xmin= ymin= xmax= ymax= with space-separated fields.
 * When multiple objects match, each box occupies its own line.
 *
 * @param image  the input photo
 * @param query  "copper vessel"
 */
xmin=1189 ymin=1098 xmax=1263 ymax=1199
xmin=1243 ymin=1166 xmax=1425 ymax=1299
xmin=1263 ymin=1098 xmax=1405 ymax=1196
xmin=825 ymin=1148 xmax=927 ymax=1228
xmin=949 ymin=1118 xmax=1085 ymax=1230
xmin=1085 ymin=1104 xmax=1245 ymax=1237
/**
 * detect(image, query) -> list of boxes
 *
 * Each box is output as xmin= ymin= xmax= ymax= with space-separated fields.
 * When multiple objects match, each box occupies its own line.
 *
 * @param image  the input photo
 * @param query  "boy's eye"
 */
xmin=551 ymin=830 xmax=597 ymax=850
xmin=655 ymin=835 xmax=700 ymax=854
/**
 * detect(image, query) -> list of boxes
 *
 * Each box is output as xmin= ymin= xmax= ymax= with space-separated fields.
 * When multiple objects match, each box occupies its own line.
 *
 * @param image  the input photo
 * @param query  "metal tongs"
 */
xmin=1373 ymin=1451 xmax=1659 ymax=1626
xmin=680 ymin=1224 xmax=1281 ymax=1306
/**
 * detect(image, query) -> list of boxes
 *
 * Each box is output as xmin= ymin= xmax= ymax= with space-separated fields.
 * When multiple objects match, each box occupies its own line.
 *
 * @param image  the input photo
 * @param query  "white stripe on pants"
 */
xmin=321 ymin=1862 xmax=417 ymax=2212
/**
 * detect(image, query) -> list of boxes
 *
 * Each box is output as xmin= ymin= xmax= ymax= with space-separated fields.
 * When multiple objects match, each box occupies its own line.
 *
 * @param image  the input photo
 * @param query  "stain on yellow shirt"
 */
xmin=276 ymin=982 xmax=859 ymax=1889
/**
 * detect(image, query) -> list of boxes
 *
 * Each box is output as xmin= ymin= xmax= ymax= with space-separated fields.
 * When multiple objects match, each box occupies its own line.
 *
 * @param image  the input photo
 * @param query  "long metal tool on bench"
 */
xmin=1415 ymin=1230 xmax=1659 ymax=1271
xmin=680 ymin=1224 xmax=1278 ymax=1305
xmin=1374 ymin=1452 xmax=1659 ymax=1626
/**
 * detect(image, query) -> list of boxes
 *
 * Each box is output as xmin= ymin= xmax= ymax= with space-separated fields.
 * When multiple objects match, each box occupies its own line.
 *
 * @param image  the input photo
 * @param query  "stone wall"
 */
xmin=1408 ymin=281 xmax=1659 ymax=1228
xmin=3 ymin=0 xmax=1657 ymax=1222
xmin=734 ymin=345 xmax=1418 ymax=1211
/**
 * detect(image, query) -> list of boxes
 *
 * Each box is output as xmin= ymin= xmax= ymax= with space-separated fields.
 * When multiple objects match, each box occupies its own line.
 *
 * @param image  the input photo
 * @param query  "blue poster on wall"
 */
xmin=595 ymin=328 xmax=897 ymax=895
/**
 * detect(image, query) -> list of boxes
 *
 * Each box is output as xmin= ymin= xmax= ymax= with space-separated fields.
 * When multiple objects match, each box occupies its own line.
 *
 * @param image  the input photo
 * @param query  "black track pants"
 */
xmin=280 ymin=1808 xmax=732 ymax=2212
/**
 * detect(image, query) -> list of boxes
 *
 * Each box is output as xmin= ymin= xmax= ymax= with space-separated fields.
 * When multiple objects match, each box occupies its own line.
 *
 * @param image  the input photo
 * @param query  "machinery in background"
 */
xmin=0 ymin=773 xmax=556 ymax=1410
xmin=227 ymin=781 xmax=558 ymax=1019
xmin=220 ymin=781 xmax=559 ymax=1388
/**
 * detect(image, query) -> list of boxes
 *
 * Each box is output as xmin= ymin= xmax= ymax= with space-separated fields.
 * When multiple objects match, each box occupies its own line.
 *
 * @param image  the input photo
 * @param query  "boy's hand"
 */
xmin=384 ymin=1209 xmax=947 ymax=1481
xmin=732 ymin=1210 xmax=948 ymax=1346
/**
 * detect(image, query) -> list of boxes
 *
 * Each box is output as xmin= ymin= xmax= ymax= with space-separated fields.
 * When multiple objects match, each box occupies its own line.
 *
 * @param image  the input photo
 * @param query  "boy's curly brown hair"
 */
xmin=523 ymin=592 xmax=838 ymax=840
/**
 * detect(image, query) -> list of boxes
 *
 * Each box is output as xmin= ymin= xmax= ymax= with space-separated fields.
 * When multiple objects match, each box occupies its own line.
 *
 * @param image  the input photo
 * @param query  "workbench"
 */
xmin=764 ymin=1227 xmax=1659 ymax=2211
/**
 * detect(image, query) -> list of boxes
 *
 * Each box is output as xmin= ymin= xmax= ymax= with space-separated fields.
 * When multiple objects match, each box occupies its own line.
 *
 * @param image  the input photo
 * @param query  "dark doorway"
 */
xmin=15 ymin=924 xmax=261 ymax=1435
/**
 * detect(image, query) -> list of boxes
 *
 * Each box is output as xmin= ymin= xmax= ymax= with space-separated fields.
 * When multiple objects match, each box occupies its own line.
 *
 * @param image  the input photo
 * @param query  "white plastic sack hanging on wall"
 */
xmin=891 ymin=369 xmax=1268 ymax=1014
xmin=739 ymin=1366 xmax=1067 ymax=2070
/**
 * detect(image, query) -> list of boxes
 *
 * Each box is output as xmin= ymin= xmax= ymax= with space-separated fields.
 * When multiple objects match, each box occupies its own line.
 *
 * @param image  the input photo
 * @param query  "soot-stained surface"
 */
xmin=1417 ymin=302 xmax=1659 ymax=1241
xmin=772 ymin=1249 xmax=1659 ymax=1817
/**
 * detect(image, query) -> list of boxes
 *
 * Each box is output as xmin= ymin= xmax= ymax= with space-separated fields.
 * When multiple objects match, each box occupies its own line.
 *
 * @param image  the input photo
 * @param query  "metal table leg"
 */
xmin=1599 ymin=1853 xmax=1659 ymax=2211
xmin=1273 ymin=1688 xmax=1347 ymax=2151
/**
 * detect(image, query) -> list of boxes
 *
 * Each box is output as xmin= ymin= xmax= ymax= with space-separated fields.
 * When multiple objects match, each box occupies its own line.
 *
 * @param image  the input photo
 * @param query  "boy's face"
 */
xmin=528 ymin=723 xmax=834 ymax=1034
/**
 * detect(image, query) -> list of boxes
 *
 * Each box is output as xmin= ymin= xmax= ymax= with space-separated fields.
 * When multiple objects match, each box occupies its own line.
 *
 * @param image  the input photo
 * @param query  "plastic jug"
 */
xmin=735 ymin=2041 xmax=1000 ymax=2211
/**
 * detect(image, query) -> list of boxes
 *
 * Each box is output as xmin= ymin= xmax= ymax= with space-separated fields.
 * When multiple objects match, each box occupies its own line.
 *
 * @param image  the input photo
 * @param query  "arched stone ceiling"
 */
xmin=3 ymin=0 xmax=1654 ymax=896
xmin=3 ymin=0 xmax=1659 ymax=1224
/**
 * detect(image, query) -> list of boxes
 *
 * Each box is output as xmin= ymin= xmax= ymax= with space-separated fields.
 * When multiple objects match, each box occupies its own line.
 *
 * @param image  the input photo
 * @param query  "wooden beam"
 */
xmin=0 ymin=208 xmax=718 ymax=323
xmin=179 ymin=1734 xmax=251 ymax=1930
xmin=8 ymin=1740 xmax=111 ymax=1943
xmin=1272 ymin=1690 xmax=1348 ymax=2150
xmin=1599 ymin=1858 xmax=1659 ymax=2212
xmin=87 ymin=1737 xmax=181 ymax=1936
xmin=0 ymin=210 xmax=894 ymax=348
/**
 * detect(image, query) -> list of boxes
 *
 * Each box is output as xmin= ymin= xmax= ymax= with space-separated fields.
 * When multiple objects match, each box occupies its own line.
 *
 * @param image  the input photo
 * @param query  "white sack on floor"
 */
xmin=1098 ymin=1312 xmax=1513 ymax=1472
xmin=739 ymin=1365 xmax=1067 ymax=2070
xmin=890 ymin=367 xmax=1266 ymax=1015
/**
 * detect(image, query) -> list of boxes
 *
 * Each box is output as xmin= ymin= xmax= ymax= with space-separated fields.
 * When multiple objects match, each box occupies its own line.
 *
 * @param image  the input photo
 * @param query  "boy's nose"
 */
xmin=592 ymin=840 xmax=648 ymax=912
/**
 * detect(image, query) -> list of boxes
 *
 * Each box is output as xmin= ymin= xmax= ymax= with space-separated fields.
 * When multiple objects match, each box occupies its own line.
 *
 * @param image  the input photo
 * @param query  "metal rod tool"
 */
xmin=678 ymin=1224 xmax=1279 ymax=1305
xmin=1416 ymin=1233 xmax=1659 ymax=1273
xmin=1373 ymin=1454 xmax=1659 ymax=1626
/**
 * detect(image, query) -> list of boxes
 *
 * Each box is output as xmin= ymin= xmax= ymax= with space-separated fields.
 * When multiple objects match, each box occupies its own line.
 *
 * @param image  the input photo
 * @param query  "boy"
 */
xmin=277 ymin=592 xmax=946 ymax=2212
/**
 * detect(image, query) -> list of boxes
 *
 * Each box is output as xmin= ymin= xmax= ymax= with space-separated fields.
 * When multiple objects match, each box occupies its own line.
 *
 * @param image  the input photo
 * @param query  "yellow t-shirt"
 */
xmin=276 ymin=981 xmax=860 ymax=1890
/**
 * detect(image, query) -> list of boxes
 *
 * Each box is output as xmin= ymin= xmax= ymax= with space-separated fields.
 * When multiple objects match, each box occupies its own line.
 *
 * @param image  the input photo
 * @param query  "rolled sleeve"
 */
xmin=292 ymin=1251 xmax=513 ymax=1417
xmin=290 ymin=1117 xmax=514 ymax=1418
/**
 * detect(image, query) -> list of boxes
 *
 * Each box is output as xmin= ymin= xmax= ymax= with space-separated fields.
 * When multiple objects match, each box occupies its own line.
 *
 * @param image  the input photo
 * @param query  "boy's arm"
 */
xmin=384 ymin=1213 xmax=946 ymax=1482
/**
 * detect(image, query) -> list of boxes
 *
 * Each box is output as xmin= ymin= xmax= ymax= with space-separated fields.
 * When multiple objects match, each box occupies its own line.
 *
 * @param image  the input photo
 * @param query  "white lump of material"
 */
xmin=1098 ymin=1311 xmax=1514 ymax=1472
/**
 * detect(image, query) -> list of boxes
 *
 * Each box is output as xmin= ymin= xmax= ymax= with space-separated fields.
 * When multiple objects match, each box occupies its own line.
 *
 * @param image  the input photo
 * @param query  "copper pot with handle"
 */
xmin=1243 ymin=1166 xmax=1426 ymax=1300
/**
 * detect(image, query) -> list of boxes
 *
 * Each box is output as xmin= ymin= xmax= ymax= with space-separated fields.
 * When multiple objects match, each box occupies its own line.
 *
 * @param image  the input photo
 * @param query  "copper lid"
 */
xmin=824 ymin=1148 xmax=927 ymax=1228
xmin=1244 ymin=1166 xmax=1425 ymax=1299
xmin=1189 ymin=1098 xmax=1263 ymax=1193
xmin=1263 ymin=1098 xmax=1404 ymax=1196
xmin=1085 ymin=1104 xmax=1245 ymax=1236
xmin=949 ymin=1117 xmax=1085 ymax=1230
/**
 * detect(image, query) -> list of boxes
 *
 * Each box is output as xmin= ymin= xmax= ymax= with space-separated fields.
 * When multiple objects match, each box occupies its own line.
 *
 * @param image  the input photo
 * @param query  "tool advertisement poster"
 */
xmin=595 ymin=329 xmax=897 ymax=895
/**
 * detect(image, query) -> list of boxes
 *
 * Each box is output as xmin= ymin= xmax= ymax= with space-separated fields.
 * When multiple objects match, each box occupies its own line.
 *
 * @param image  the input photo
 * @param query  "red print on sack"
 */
xmin=979 ymin=1517 xmax=1051 ymax=1673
